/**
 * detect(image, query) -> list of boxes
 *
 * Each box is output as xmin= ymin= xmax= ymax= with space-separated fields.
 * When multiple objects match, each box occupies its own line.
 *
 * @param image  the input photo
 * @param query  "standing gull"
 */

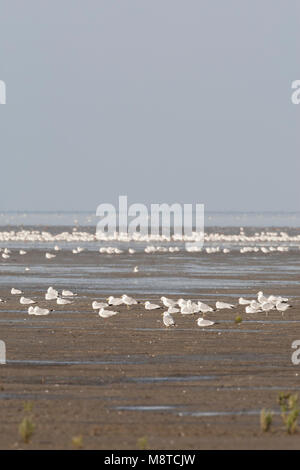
xmin=163 ymin=312 xmax=175 ymax=327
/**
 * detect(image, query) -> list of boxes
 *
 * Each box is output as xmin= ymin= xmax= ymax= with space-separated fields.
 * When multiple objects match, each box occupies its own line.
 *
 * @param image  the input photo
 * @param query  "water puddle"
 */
xmin=131 ymin=328 xmax=262 ymax=333
xmin=178 ymin=409 xmax=281 ymax=417
xmin=6 ymin=358 xmax=146 ymax=366
xmin=0 ymin=392 xmax=72 ymax=400
xmin=215 ymin=386 xmax=300 ymax=392
xmin=6 ymin=351 xmax=282 ymax=366
xmin=127 ymin=375 xmax=218 ymax=383
xmin=242 ymin=320 xmax=300 ymax=325
xmin=115 ymin=405 xmax=178 ymax=412
xmin=113 ymin=406 xmax=281 ymax=417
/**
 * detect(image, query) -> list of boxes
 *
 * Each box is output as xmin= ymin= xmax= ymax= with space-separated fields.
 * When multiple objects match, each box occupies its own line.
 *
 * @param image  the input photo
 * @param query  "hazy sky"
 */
xmin=0 ymin=1 xmax=299 ymax=212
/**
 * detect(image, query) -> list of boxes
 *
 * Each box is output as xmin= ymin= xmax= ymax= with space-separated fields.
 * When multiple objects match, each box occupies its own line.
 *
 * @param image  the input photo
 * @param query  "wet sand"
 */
xmin=0 ymin=251 xmax=300 ymax=449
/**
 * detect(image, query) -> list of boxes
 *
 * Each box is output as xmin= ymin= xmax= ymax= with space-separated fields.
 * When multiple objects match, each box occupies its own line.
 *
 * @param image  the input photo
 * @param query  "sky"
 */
xmin=0 ymin=0 xmax=299 ymax=212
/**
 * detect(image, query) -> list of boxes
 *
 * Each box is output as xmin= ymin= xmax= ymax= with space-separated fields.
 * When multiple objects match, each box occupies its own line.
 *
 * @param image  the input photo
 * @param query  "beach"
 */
xmin=0 ymin=228 xmax=300 ymax=449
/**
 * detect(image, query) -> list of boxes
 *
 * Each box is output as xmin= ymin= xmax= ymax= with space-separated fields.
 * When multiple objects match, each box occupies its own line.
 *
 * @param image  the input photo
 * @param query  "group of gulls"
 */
xmin=1 ymin=243 xmax=299 ymax=259
xmin=5 ymin=287 xmax=77 ymax=315
xmin=2 ymin=288 xmax=292 ymax=327
xmin=1 ymin=228 xmax=300 ymax=244
xmin=240 ymin=291 xmax=291 ymax=314
xmin=92 ymin=292 xmax=292 ymax=327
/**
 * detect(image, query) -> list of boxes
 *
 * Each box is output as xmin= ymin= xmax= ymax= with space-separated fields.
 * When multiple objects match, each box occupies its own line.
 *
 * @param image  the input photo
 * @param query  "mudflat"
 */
xmin=0 ymin=256 xmax=300 ymax=449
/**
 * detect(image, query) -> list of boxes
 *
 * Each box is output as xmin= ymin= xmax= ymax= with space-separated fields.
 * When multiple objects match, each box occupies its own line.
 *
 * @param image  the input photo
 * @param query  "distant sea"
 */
xmin=0 ymin=211 xmax=300 ymax=228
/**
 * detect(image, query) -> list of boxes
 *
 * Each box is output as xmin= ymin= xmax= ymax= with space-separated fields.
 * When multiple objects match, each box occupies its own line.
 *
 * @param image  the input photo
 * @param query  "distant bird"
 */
xmin=268 ymin=294 xmax=289 ymax=304
xmin=245 ymin=305 xmax=261 ymax=314
xmin=45 ymin=292 xmax=58 ymax=300
xmin=62 ymin=290 xmax=76 ymax=297
xmin=198 ymin=302 xmax=214 ymax=313
xmin=261 ymin=302 xmax=275 ymax=315
xmin=20 ymin=297 xmax=35 ymax=305
xmin=276 ymin=302 xmax=291 ymax=314
xmin=163 ymin=312 xmax=175 ymax=327
xmin=47 ymin=287 xmax=57 ymax=293
xmin=250 ymin=300 xmax=261 ymax=309
xmin=181 ymin=300 xmax=198 ymax=314
xmin=92 ymin=301 xmax=108 ymax=310
xmin=122 ymin=294 xmax=138 ymax=306
xmin=28 ymin=306 xmax=50 ymax=316
xmin=277 ymin=296 xmax=289 ymax=303
xmin=257 ymin=291 xmax=268 ymax=304
xmin=216 ymin=301 xmax=234 ymax=310
xmin=238 ymin=297 xmax=252 ymax=305
xmin=19 ymin=250 xmax=27 ymax=255
xmin=72 ymin=247 xmax=84 ymax=254
xmin=145 ymin=301 xmax=160 ymax=310
xmin=167 ymin=307 xmax=180 ymax=314
xmin=197 ymin=318 xmax=215 ymax=327
xmin=107 ymin=296 xmax=123 ymax=306
xmin=133 ymin=266 xmax=139 ymax=273
xmin=99 ymin=308 xmax=118 ymax=318
xmin=45 ymin=287 xmax=58 ymax=300
xmin=57 ymin=297 xmax=72 ymax=305
xmin=11 ymin=288 xmax=22 ymax=295
xmin=45 ymin=253 xmax=56 ymax=259
xmin=161 ymin=296 xmax=177 ymax=308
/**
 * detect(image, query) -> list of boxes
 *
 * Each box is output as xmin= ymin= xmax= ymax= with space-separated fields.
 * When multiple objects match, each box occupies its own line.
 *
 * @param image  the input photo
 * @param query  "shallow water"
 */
xmin=6 ymin=351 xmax=285 ymax=366
xmin=113 ymin=405 xmax=281 ymax=417
xmin=127 ymin=375 xmax=219 ymax=383
xmin=1 ymin=249 xmax=300 ymax=296
xmin=178 ymin=410 xmax=280 ymax=417
xmin=1 ymin=219 xmax=300 ymax=296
